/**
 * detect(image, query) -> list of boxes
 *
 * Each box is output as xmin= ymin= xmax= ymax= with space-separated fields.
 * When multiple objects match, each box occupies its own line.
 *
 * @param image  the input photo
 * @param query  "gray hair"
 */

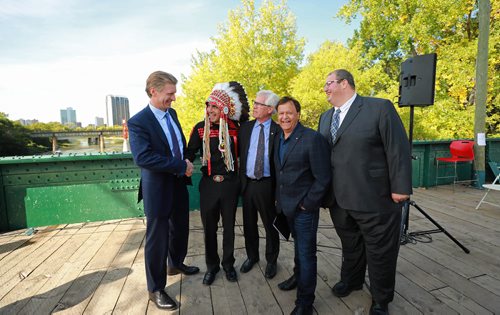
xmin=256 ymin=90 xmax=280 ymax=113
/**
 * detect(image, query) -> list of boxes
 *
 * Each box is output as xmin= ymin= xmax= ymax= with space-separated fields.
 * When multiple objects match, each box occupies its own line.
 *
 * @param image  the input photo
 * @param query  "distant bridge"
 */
xmin=29 ymin=130 xmax=125 ymax=153
xmin=30 ymin=130 xmax=123 ymax=138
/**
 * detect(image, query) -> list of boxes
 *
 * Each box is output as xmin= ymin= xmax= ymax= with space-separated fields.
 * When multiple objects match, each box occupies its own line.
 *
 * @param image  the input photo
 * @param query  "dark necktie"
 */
xmin=165 ymin=111 xmax=181 ymax=158
xmin=330 ymin=108 xmax=341 ymax=142
xmin=254 ymin=123 xmax=265 ymax=179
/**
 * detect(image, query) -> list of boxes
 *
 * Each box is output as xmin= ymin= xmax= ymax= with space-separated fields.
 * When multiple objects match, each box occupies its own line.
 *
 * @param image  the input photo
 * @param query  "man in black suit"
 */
xmin=274 ymin=96 xmax=331 ymax=315
xmin=128 ymin=71 xmax=199 ymax=311
xmin=318 ymin=69 xmax=412 ymax=315
xmin=238 ymin=90 xmax=281 ymax=279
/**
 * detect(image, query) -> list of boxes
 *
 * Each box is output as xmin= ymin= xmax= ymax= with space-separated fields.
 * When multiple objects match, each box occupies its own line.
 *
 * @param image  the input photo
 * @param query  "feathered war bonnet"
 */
xmin=202 ymin=81 xmax=249 ymax=174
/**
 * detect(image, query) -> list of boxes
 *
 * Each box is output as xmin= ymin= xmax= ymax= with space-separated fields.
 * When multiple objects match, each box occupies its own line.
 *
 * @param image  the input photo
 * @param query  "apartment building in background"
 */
xmin=106 ymin=95 xmax=130 ymax=126
xmin=95 ymin=117 xmax=105 ymax=127
xmin=60 ymin=107 xmax=77 ymax=126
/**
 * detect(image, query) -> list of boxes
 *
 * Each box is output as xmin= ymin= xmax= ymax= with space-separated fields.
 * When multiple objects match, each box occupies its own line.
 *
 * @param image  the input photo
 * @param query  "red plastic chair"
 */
xmin=435 ymin=140 xmax=475 ymax=186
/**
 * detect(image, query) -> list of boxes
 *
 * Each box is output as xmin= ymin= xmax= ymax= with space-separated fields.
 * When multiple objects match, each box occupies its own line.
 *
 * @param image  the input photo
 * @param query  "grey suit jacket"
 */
xmin=274 ymin=123 xmax=331 ymax=218
xmin=318 ymin=95 xmax=412 ymax=212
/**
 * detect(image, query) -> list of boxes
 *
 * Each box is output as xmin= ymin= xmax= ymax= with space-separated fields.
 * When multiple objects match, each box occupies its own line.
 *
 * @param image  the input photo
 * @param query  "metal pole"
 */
xmin=51 ymin=134 xmax=58 ymax=154
xmin=473 ymin=0 xmax=491 ymax=187
xmin=99 ymin=132 xmax=105 ymax=153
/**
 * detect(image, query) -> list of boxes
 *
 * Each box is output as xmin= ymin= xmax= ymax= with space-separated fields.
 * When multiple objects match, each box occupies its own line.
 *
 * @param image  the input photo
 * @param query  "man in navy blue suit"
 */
xmin=128 ymin=71 xmax=199 ymax=311
xmin=274 ymin=96 xmax=331 ymax=315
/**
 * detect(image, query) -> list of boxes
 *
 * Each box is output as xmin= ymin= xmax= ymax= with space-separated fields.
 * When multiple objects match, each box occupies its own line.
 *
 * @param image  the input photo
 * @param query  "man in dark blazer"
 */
xmin=128 ymin=71 xmax=199 ymax=311
xmin=239 ymin=90 xmax=281 ymax=279
xmin=274 ymin=96 xmax=331 ymax=315
xmin=318 ymin=69 xmax=412 ymax=315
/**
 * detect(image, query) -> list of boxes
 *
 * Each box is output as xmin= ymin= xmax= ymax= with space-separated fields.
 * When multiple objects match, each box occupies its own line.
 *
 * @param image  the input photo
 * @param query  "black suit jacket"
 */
xmin=238 ymin=119 xmax=280 ymax=193
xmin=274 ymin=123 xmax=331 ymax=218
xmin=128 ymin=105 xmax=191 ymax=218
xmin=318 ymin=95 xmax=412 ymax=212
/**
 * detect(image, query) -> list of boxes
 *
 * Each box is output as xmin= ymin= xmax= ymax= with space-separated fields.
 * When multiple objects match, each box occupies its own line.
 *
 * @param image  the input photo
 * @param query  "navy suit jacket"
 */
xmin=274 ymin=123 xmax=331 ymax=218
xmin=238 ymin=119 xmax=280 ymax=193
xmin=318 ymin=95 xmax=412 ymax=212
xmin=128 ymin=105 xmax=189 ymax=218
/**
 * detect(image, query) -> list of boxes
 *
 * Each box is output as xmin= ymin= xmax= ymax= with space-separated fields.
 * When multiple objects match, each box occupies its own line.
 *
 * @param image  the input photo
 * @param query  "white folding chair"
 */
xmin=476 ymin=173 xmax=500 ymax=210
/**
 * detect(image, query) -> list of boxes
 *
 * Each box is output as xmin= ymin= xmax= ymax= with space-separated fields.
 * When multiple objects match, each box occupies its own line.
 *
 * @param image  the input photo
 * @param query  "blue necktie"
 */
xmin=254 ymin=123 xmax=265 ymax=179
xmin=165 ymin=111 xmax=181 ymax=158
xmin=330 ymin=108 xmax=341 ymax=142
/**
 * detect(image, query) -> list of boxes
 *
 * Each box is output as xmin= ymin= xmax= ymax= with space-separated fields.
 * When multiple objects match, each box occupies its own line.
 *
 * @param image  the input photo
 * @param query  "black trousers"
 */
xmin=329 ymin=205 xmax=401 ymax=305
xmin=199 ymin=175 xmax=239 ymax=271
xmin=144 ymin=180 xmax=189 ymax=292
xmin=242 ymin=177 xmax=279 ymax=263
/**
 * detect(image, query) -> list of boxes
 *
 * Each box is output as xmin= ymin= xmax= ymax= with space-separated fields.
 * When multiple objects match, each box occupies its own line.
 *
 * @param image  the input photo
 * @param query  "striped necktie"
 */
xmin=330 ymin=108 xmax=341 ymax=142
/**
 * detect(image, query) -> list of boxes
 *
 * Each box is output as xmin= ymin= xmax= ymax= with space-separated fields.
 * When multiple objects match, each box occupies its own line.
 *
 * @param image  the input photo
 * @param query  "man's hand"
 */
xmin=392 ymin=193 xmax=409 ymax=203
xmin=185 ymin=159 xmax=193 ymax=177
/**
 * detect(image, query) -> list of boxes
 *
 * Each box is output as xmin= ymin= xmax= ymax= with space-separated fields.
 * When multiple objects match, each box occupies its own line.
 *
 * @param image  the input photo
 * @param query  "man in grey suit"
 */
xmin=274 ymin=96 xmax=331 ymax=315
xmin=318 ymin=69 xmax=412 ymax=315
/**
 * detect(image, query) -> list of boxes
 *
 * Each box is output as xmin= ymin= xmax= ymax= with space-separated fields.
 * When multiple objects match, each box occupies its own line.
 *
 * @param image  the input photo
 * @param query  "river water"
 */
xmin=56 ymin=136 xmax=128 ymax=154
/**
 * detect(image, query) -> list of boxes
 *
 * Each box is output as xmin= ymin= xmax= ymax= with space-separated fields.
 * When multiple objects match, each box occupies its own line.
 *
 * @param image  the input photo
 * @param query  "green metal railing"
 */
xmin=411 ymin=138 xmax=500 ymax=187
xmin=1 ymin=139 xmax=500 ymax=232
xmin=0 ymin=153 xmax=201 ymax=232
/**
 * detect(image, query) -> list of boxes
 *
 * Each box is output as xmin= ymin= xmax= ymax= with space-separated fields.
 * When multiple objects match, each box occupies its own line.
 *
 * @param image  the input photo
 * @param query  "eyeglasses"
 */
xmin=253 ymin=100 xmax=271 ymax=107
xmin=324 ymin=79 xmax=343 ymax=88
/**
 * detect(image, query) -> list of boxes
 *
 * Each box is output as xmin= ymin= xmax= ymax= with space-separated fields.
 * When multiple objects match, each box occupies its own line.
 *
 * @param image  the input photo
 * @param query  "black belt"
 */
xmin=247 ymin=176 xmax=271 ymax=182
xmin=205 ymin=174 xmax=235 ymax=182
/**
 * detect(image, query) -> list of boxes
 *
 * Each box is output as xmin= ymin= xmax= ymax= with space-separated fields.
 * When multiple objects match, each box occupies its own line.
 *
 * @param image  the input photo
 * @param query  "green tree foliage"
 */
xmin=25 ymin=121 xmax=71 ymax=132
xmin=24 ymin=121 xmax=121 ymax=132
xmin=289 ymin=41 xmax=391 ymax=129
xmin=0 ymin=113 xmax=46 ymax=156
xmin=337 ymin=0 xmax=499 ymax=139
xmin=176 ymin=0 xmax=305 ymax=135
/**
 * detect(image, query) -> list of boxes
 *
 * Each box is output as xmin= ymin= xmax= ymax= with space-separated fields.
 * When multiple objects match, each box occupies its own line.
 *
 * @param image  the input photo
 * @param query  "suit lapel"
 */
xmin=280 ymin=124 xmax=304 ymax=167
xmin=169 ymin=109 xmax=187 ymax=147
xmin=246 ymin=120 xmax=257 ymax=153
xmin=332 ymin=95 xmax=363 ymax=146
xmin=145 ymin=106 xmax=170 ymax=148
xmin=268 ymin=120 xmax=279 ymax=155
xmin=321 ymin=108 xmax=335 ymax=146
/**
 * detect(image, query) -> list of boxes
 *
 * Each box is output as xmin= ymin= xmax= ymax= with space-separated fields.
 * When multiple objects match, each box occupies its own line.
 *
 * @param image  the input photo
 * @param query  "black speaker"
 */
xmin=398 ymin=53 xmax=437 ymax=107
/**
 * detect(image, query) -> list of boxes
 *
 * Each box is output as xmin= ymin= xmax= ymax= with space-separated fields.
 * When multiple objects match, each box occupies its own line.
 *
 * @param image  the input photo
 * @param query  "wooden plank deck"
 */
xmin=1 ymin=185 xmax=500 ymax=314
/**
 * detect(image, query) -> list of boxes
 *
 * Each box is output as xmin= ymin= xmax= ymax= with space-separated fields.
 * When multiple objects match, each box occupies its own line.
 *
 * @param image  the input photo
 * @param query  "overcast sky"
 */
xmin=0 ymin=0 xmax=359 ymax=125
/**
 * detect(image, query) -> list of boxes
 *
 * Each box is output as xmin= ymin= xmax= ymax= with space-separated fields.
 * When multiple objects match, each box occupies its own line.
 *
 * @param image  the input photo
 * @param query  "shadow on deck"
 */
xmin=0 ymin=185 xmax=499 ymax=314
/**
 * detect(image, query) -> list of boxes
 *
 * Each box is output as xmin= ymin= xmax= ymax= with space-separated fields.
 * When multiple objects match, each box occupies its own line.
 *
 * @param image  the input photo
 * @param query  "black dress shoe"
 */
xmin=148 ymin=290 xmax=178 ymax=310
xmin=224 ymin=266 xmax=238 ymax=282
xmin=290 ymin=305 xmax=313 ymax=315
xmin=240 ymin=258 xmax=259 ymax=273
xmin=370 ymin=301 xmax=389 ymax=315
xmin=202 ymin=267 xmax=220 ymax=285
xmin=278 ymin=274 xmax=297 ymax=291
xmin=264 ymin=262 xmax=277 ymax=279
xmin=167 ymin=263 xmax=200 ymax=275
xmin=331 ymin=281 xmax=363 ymax=297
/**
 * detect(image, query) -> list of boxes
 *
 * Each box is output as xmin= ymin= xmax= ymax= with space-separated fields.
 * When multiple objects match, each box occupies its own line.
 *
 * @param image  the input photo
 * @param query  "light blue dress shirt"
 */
xmin=246 ymin=118 xmax=272 ymax=178
xmin=148 ymin=104 xmax=184 ymax=159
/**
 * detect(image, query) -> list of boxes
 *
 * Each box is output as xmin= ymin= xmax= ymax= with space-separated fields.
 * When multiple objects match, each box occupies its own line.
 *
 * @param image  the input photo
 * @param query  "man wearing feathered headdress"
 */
xmin=185 ymin=81 xmax=249 ymax=285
